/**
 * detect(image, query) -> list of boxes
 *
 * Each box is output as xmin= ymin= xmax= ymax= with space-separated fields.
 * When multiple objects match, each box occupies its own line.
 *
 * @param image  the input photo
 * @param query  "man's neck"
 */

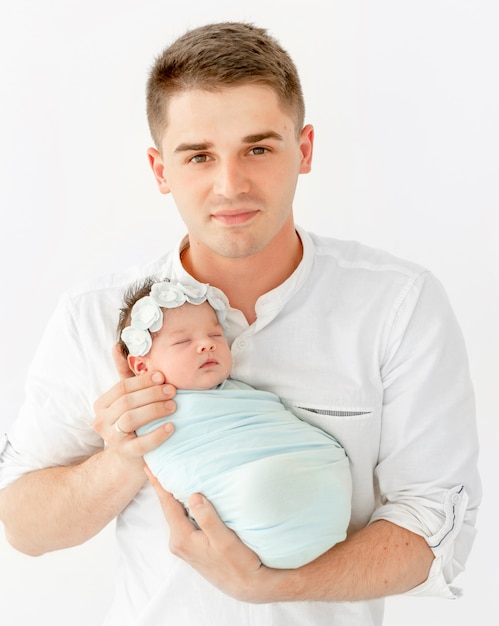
xmin=181 ymin=228 xmax=303 ymax=324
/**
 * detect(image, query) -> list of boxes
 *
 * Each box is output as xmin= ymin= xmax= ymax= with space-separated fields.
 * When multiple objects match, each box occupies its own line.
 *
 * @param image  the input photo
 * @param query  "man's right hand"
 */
xmin=93 ymin=359 xmax=177 ymax=469
xmin=94 ymin=344 xmax=176 ymax=469
xmin=0 ymin=365 xmax=177 ymax=557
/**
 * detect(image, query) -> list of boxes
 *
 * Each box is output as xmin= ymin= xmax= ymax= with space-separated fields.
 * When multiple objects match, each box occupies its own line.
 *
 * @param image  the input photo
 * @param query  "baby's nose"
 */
xmin=197 ymin=339 xmax=215 ymax=353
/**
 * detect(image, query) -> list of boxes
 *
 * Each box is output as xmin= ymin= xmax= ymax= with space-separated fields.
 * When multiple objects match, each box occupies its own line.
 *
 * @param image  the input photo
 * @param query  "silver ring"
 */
xmin=114 ymin=419 xmax=128 ymax=435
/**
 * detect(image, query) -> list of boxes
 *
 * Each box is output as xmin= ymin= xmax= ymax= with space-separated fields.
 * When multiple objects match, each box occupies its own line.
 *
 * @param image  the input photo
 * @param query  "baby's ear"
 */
xmin=128 ymin=356 xmax=149 ymax=376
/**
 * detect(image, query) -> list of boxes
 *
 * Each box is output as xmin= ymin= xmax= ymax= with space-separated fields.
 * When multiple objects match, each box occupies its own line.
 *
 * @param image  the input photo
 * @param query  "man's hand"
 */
xmin=93 ymin=345 xmax=177 ymax=472
xmin=145 ymin=467 xmax=278 ymax=603
xmin=0 ymin=346 xmax=180 ymax=556
xmin=146 ymin=464 xmax=434 ymax=604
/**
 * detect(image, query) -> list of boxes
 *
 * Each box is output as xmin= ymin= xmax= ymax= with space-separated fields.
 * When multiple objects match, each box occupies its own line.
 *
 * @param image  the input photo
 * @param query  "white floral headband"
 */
xmin=121 ymin=281 xmax=229 ymax=357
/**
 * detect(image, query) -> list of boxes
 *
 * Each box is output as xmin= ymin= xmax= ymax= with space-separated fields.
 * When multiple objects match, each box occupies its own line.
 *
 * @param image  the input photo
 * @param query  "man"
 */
xmin=0 ymin=22 xmax=480 ymax=626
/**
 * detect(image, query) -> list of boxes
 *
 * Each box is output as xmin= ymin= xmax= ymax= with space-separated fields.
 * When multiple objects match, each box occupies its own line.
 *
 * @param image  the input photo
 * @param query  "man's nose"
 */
xmin=213 ymin=159 xmax=250 ymax=197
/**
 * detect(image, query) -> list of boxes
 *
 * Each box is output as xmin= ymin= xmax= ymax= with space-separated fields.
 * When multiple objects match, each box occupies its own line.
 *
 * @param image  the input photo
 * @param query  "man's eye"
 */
xmin=249 ymin=146 xmax=268 ymax=156
xmin=190 ymin=154 xmax=208 ymax=163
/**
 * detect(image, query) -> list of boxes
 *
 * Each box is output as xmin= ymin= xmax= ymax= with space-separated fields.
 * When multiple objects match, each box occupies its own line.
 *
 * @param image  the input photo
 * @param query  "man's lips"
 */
xmin=211 ymin=210 xmax=259 ymax=226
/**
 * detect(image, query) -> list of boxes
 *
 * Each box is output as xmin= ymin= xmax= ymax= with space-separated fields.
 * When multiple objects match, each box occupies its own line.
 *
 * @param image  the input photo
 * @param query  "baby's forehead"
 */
xmin=161 ymin=301 xmax=220 ymax=330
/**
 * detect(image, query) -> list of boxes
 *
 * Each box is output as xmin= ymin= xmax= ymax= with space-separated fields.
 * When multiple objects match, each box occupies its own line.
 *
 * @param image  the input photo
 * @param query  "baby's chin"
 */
xmin=177 ymin=373 xmax=228 ymax=391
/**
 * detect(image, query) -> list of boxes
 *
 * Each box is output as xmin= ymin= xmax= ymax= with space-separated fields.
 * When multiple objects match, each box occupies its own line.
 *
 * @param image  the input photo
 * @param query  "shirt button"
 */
xmin=451 ymin=493 xmax=461 ymax=504
xmin=238 ymin=339 xmax=247 ymax=349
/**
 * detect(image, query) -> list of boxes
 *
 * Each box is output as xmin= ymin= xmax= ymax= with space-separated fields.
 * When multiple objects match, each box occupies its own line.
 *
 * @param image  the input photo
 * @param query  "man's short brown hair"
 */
xmin=146 ymin=22 xmax=305 ymax=147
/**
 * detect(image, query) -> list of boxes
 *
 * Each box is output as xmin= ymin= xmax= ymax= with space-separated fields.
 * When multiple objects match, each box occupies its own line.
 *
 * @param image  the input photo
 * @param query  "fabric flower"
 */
xmin=151 ymin=282 xmax=187 ymax=308
xmin=121 ymin=280 xmax=231 ymax=357
xmin=183 ymin=283 xmax=209 ymax=305
xmin=207 ymin=287 xmax=230 ymax=324
xmin=121 ymin=326 xmax=152 ymax=357
xmin=130 ymin=296 xmax=163 ymax=332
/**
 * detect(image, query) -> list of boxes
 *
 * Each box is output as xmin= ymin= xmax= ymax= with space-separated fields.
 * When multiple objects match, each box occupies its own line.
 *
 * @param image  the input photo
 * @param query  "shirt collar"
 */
xmin=160 ymin=226 xmax=315 ymax=328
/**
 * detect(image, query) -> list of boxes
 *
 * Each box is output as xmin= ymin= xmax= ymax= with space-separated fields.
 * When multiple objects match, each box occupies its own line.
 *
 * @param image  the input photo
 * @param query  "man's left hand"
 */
xmin=145 ymin=467 xmax=279 ymax=603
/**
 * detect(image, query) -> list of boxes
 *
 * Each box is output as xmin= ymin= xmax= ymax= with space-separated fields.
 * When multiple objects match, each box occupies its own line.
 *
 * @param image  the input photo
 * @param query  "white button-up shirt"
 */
xmin=0 ymin=227 xmax=481 ymax=626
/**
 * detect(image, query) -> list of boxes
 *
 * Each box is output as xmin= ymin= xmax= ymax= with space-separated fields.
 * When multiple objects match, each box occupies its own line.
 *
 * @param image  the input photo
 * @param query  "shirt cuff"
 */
xmin=404 ymin=555 xmax=460 ymax=599
xmin=370 ymin=485 xmax=469 ymax=599
xmin=0 ymin=435 xmax=31 ymax=490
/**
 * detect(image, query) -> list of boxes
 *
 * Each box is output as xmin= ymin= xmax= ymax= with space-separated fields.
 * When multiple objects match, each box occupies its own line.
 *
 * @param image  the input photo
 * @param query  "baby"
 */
xmin=118 ymin=278 xmax=352 ymax=568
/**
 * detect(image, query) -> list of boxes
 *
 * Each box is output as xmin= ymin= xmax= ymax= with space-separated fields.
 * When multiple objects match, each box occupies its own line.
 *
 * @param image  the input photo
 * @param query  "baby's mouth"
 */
xmin=200 ymin=358 xmax=218 ymax=368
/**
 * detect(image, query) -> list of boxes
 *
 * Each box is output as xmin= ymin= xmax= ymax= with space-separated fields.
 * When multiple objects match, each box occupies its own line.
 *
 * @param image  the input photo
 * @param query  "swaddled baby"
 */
xmin=118 ymin=279 xmax=351 ymax=568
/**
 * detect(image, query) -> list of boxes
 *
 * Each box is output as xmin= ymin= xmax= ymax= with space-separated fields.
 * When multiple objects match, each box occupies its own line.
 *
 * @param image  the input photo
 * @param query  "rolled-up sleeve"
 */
xmin=371 ymin=271 xmax=481 ymax=597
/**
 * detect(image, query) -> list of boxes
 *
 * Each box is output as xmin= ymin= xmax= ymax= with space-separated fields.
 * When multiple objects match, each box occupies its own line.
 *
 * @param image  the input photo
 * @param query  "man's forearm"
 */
xmin=264 ymin=519 xmax=434 ymax=603
xmin=0 ymin=447 xmax=145 ymax=556
xmin=0 ymin=371 xmax=177 ymax=556
xmin=153 ymin=481 xmax=435 ymax=604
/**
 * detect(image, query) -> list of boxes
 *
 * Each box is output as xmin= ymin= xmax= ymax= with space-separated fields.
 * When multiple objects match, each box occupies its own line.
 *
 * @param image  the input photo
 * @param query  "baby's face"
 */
xmin=139 ymin=301 xmax=232 ymax=390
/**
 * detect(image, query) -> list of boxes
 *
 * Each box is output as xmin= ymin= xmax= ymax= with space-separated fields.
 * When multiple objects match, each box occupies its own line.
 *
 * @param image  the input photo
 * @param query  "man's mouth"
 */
xmin=212 ymin=209 xmax=258 ymax=226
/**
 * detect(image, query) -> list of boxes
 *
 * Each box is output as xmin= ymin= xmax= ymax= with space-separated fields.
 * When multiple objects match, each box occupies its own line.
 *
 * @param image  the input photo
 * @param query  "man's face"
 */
xmin=130 ymin=302 xmax=232 ymax=390
xmin=148 ymin=84 xmax=313 ymax=260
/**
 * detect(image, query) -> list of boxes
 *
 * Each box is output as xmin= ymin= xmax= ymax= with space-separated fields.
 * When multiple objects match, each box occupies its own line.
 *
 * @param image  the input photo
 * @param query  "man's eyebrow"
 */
xmin=174 ymin=132 xmax=284 ymax=154
xmin=243 ymin=131 xmax=284 ymax=143
xmin=174 ymin=142 xmax=213 ymax=153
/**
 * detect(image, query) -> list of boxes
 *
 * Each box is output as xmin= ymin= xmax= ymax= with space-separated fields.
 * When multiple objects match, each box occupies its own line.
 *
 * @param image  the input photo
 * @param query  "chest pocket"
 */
xmin=295 ymin=407 xmax=372 ymax=418
xmin=289 ymin=402 xmax=377 ymax=442
xmin=290 ymin=402 xmax=381 ymax=529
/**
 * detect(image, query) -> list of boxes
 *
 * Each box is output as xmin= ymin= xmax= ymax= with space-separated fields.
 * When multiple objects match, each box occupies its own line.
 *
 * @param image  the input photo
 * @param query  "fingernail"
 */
xmin=163 ymin=384 xmax=175 ymax=396
xmin=190 ymin=493 xmax=204 ymax=508
xmin=163 ymin=422 xmax=173 ymax=433
xmin=152 ymin=373 xmax=163 ymax=383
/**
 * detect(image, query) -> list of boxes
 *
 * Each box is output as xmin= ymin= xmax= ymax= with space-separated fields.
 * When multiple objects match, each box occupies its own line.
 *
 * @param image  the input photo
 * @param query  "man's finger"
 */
xmin=145 ymin=466 xmax=187 ymax=522
xmin=144 ymin=467 xmax=197 ymax=548
xmin=95 ymin=370 xmax=167 ymax=410
xmin=187 ymin=493 xmax=228 ymax=541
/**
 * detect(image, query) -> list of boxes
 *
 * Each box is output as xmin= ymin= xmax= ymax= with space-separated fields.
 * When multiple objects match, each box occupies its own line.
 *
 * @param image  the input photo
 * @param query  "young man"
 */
xmin=0 ymin=22 xmax=480 ymax=626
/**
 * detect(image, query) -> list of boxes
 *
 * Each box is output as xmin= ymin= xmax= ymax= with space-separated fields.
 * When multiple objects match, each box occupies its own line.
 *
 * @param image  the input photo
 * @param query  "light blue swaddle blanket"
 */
xmin=137 ymin=379 xmax=352 ymax=568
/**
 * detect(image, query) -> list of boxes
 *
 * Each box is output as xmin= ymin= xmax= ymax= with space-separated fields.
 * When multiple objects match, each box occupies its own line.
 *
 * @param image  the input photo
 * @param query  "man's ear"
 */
xmin=147 ymin=148 xmax=171 ymax=195
xmin=128 ymin=355 xmax=149 ymax=376
xmin=298 ymin=124 xmax=314 ymax=174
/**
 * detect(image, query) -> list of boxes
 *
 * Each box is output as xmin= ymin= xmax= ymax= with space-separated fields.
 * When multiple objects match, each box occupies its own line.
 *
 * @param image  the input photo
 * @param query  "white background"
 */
xmin=0 ymin=1 xmax=497 ymax=624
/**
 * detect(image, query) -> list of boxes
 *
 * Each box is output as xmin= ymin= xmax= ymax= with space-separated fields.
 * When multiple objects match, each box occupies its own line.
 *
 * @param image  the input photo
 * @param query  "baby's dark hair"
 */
xmin=117 ymin=276 xmax=163 ymax=358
